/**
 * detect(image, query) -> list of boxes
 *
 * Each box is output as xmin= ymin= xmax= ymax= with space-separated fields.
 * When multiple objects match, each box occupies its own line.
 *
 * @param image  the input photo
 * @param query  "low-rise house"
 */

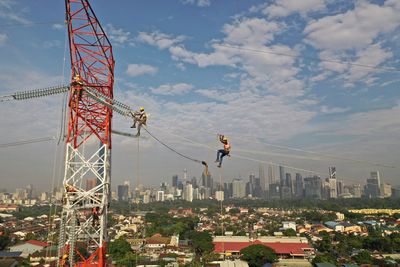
xmin=9 ymin=240 xmax=49 ymax=258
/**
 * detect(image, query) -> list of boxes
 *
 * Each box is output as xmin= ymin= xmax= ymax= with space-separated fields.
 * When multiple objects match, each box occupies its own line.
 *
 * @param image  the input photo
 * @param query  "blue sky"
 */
xmin=0 ymin=0 xmax=399 ymax=191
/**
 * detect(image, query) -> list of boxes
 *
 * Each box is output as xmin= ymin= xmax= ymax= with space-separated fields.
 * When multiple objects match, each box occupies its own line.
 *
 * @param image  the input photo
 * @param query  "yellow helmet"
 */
xmin=223 ymin=137 xmax=228 ymax=141
xmin=139 ymin=107 xmax=144 ymax=111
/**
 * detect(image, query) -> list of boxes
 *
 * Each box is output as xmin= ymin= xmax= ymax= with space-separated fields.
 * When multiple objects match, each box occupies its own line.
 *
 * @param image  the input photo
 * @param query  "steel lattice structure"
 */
xmin=58 ymin=0 xmax=114 ymax=266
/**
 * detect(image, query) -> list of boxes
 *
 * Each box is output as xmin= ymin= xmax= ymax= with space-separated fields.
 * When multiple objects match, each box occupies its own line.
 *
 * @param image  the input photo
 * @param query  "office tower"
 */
xmin=86 ymin=178 xmax=97 ymax=191
xmin=268 ymin=164 xmax=275 ymax=184
xmin=232 ymin=179 xmax=246 ymax=198
xmin=365 ymin=171 xmax=381 ymax=198
xmin=269 ymin=183 xmax=280 ymax=199
xmin=304 ymin=176 xmax=322 ymax=199
xmin=183 ymin=183 xmax=193 ymax=202
xmin=285 ymin=173 xmax=293 ymax=192
xmin=215 ymin=191 xmax=224 ymax=201
xmin=279 ymin=166 xmax=285 ymax=185
xmin=259 ymin=164 xmax=267 ymax=191
xmin=191 ymin=177 xmax=198 ymax=188
xmin=172 ymin=175 xmax=178 ymax=187
xmin=117 ymin=184 xmax=129 ymax=201
xmin=349 ymin=184 xmax=362 ymax=198
xmin=156 ymin=191 xmax=165 ymax=202
xmin=295 ymin=173 xmax=303 ymax=198
xmin=380 ymin=183 xmax=392 ymax=198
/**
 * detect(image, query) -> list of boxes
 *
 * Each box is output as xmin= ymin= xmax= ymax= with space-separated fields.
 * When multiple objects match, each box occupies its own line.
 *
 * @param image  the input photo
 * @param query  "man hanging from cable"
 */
xmin=215 ymin=134 xmax=231 ymax=168
xmin=130 ymin=107 xmax=147 ymax=137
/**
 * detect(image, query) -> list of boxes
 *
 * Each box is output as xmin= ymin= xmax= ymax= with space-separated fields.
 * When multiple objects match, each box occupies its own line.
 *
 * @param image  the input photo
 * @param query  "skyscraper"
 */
xmin=172 ymin=175 xmax=178 ymax=187
xmin=304 ymin=176 xmax=322 ymax=199
xmin=117 ymin=184 xmax=129 ymax=201
xmin=232 ymin=179 xmax=246 ymax=198
xmin=86 ymin=178 xmax=97 ymax=191
xmin=259 ymin=164 xmax=267 ymax=192
xmin=295 ymin=173 xmax=303 ymax=198
xmin=183 ymin=183 xmax=193 ymax=202
xmin=268 ymin=164 xmax=275 ymax=184
xmin=279 ymin=166 xmax=285 ymax=186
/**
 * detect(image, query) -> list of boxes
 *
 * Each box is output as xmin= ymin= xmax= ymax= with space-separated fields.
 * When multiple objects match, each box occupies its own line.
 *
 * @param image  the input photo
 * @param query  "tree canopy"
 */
xmin=240 ymin=244 xmax=277 ymax=267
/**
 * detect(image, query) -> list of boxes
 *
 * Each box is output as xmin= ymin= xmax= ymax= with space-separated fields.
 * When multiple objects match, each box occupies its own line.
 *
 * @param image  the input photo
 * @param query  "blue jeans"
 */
xmin=216 ymin=149 xmax=229 ymax=165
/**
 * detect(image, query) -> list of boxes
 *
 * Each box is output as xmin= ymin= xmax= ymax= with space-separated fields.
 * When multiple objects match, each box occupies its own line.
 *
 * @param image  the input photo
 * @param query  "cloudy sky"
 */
xmin=0 ymin=0 xmax=399 ymax=192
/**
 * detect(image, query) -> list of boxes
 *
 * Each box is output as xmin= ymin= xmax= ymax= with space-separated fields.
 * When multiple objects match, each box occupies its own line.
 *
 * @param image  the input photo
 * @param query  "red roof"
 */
xmin=26 ymin=240 xmax=49 ymax=247
xmin=213 ymin=241 xmax=312 ymax=255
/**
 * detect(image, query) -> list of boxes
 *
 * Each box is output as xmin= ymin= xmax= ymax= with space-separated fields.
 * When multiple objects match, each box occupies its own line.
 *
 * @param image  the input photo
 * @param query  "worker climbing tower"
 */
xmin=58 ymin=0 xmax=114 ymax=266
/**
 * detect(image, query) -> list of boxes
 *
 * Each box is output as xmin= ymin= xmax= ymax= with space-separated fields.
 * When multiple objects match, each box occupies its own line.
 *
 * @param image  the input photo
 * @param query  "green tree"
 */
xmin=283 ymin=228 xmax=297 ymax=236
xmin=108 ymin=237 xmax=132 ymax=263
xmin=353 ymin=250 xmax=373 ymax=265
xmin=189 ymin=231 xmax=214 ymax=258
xmin=24 ymin=232 xmax=37 ymax=241
xmin=0 ymin=235 xmax=10 ymax=250
xmin=312 ymin=253 xmax=337 ymax=266
xmin=315 ymin=231 xmax=333 ymax=253
xmin=240 ymin=244 xmax=277 ymax=267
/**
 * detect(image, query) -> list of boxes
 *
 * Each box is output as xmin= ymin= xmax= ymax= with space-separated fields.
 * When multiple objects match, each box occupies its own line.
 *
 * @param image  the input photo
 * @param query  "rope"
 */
xmin=142 ymin=126 xmax=207 ymax=166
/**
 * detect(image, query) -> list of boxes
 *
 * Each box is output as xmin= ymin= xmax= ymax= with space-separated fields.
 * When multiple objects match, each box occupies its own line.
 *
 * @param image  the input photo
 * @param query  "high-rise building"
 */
xmin=349 ymin=184 xmax=362 ymax=198
xmin=191 ymin=177 xmax=198 ymax=188
xmin=117 ymin=184 xmax=129 ymax=201
xmin=295 ymin=173 xmax=303 ymax=198
xmin=156 ymin=191 xmax=165 ymax=202
xmin=172 ymin=175 xmax=178 ymax=187
xmin=365 ymin=171 xmax=381 ymax=198
xmin=304 ymin=176 xmax=322 ymax=199
xmin=285 ymin=173 xmax=293 ymax=192
xmin=86 ymin=178 xmax=97 ymax=191
xmin=327 ymin=178 xmax=337 ymax=199
xmin=380 ymin=183 xmax=392 ymax=198
xmin=279 ymin=166 xmax=285 ymax=186
xmin=259 ymin=164 xmax=267 ymax=192
xmin=337 ymin=180 xmax=344 ymax=196
xmin=183 ymin=183 xmax=193 ymax=202
xmin=269 ymin=183 xmax=280 ymax=199
xmin=268 ymin=164 xmax=275 ymax=184
xmin=215 ymin=191 xmax=224 ymax=201
xmin=232 ymin=179 xmax=246 ymax=198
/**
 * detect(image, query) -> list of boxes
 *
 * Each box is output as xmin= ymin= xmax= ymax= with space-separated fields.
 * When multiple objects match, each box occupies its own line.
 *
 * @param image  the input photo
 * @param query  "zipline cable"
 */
xmin=188 ymin=127 xmax=398 ymax=169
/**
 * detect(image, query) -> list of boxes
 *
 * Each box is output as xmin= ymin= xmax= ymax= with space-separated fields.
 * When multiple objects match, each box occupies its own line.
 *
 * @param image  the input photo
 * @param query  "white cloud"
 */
xmin=175 ymin=63 xmax=186 ymax=71
xmin=126 ymin=64 xmax=158 ymax=77
xmin=137 ymin=31 xmax=186 ymax=50
xmin=0 ymin=0 xmax=31 ymax=24
xmin=180 ymin=0 xmax=211 ymax=7
xmin=42 ymin=40 xmax=61 ymax=49
xmin=151 ymin=83 xmax=193 ymax=95
xmin=303 ymin=1 xmax=400 ymax=86
xmin=222 ymin=17 xmax=282 ymax=46
xmin=0 ymin=33 xmax=7 ymax=45
xmin=263 ymin=0 xmax=327 ymax=18
xmin=52 ymin=23 xmax=64 ymax=30
xmin=304 ymin=1 xmax=400 ymax=50
xmin=105 ymin=23 xmax=131 ymax=45
xmin=320 ymin=106 xmax=349 ymax=114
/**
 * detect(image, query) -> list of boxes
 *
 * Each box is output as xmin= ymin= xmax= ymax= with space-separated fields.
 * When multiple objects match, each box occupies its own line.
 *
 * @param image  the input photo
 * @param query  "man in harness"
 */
xmin=215 ymin=134 xmax=231 ymax=168
xmin=130 ymin=107 xmax=147 ymax=137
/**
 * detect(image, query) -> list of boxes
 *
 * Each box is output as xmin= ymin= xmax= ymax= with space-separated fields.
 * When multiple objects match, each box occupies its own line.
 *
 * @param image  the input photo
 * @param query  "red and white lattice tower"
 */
xmin=58 ymin=0 xmax=114 ymax=266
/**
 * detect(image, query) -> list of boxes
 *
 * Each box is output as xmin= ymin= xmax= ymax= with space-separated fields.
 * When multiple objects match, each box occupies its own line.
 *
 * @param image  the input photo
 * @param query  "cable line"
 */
xmin=216 ymin=44 xmax=400 ymax=72
xmin=0 ymin=136 xmax=56 ymax=148
xmin=0 ymin=21 xmax=63 ymax=28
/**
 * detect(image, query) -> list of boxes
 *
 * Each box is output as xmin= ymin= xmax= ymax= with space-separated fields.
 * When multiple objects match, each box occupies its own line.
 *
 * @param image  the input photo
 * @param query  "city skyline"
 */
xmin=1 ymin=0 xmax=400 ymax=190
